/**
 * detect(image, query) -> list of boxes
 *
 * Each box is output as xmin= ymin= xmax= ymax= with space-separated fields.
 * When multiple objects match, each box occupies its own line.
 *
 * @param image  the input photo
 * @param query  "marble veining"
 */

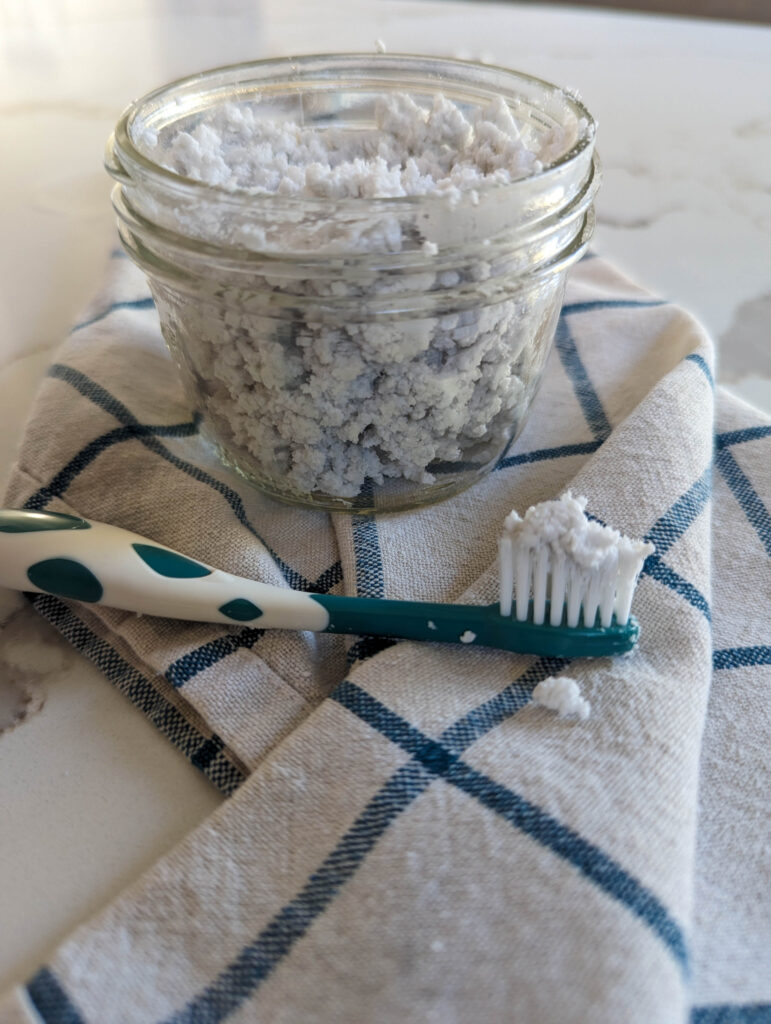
xmin=719 ymin=293 xmax=771 ymax=381
xmin=0 ymin=608 xmax=67 ymax=734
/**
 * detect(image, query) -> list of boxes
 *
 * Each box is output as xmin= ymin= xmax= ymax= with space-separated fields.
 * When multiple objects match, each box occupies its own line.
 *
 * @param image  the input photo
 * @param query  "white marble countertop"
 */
xmin=0 ymin=0 xmax=769 ymax=994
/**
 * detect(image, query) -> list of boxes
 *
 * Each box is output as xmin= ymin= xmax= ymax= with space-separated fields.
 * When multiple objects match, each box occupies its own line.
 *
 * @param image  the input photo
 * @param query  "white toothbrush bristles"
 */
xmin=615 ymin=537 xmax=653 ymax=624
xmin=549 ymin=552 xmax=567 ymax=627
xmin=498 ymin=533 xmax=514 ymax=618
xmin=565 ymin=564 xmax=584 ymax=628
xmin=498 ymin=493 xmax=654 ymax=629
xmin=515 ymin=545 xmax=531 ymax=622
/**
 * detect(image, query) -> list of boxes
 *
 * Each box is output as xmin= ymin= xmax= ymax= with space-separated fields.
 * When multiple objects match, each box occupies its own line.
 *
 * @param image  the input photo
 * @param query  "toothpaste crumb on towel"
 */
xmin=532 ymin=676 xmax=590 ymax=720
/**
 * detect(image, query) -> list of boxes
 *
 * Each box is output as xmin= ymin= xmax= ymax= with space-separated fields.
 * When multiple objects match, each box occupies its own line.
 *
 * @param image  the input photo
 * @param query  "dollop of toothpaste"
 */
xmin=502 ymin=492 xmax=651 ymax=571
xmin=531 ymin=676 xmax=590 ymax=720
xmin=499 ymin=491 xmax=654 ymax=626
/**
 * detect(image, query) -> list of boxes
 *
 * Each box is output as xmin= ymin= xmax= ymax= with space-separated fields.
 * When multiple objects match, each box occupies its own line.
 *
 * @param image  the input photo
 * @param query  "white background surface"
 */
xmin=0 ymin=0 xmax=769 ymax=993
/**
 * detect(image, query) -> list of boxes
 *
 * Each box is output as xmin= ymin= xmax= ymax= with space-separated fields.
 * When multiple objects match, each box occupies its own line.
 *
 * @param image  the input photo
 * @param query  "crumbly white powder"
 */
xmin=503 ymin=492 xmax=631 ymax=570
xmin=145 ymin=93 xmax=577 ymax=202
xmin=532 ymin=676 xmax=590 ymax=720
xmin=166 ymin=291 xmax=555 ymax=499
xmin=139 ymin=93 xmax=583 ymax=501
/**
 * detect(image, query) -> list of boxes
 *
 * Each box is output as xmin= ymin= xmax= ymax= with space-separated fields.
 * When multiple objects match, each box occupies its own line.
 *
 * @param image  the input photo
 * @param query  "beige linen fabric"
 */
xmin=1 ymin=253 xmax=768 ymax=1023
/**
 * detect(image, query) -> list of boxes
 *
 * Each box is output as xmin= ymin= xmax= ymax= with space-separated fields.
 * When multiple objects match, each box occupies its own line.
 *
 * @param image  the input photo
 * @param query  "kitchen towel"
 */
xmin=1 ymin=251 xmax=769 ymax=1023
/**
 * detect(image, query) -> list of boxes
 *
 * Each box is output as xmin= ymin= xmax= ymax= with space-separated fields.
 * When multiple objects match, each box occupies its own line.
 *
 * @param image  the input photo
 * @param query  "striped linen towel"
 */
xmin=2 ymin=252 xmax=769 ymax=1024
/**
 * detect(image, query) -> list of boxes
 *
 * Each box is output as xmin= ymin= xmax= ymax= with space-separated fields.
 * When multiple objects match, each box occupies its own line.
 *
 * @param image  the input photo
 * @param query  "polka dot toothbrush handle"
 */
xmin=0 ymin=509 xmax=329 ymax=631
xmin=0 ymin=510 xmax=640 ymax=658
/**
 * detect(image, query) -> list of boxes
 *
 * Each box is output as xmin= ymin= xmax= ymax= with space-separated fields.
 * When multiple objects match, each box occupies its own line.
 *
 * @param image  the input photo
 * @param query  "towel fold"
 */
xmin=2 ymin=251 xmax=769 ymax=1023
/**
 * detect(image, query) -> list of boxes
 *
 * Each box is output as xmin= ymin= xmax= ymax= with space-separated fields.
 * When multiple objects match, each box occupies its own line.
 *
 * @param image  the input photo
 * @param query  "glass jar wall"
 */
xmin=106 ymin=54 xmax=599 ymax=512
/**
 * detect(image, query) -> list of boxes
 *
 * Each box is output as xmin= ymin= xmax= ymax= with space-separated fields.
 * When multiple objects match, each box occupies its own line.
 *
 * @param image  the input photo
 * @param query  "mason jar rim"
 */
xmin=113 ymin=188 xmax=596 ymax=317
xmin=111 ymin=149 xmax=599 ymax=275
xmin=107 ymin=52 xmax=597 ymax=214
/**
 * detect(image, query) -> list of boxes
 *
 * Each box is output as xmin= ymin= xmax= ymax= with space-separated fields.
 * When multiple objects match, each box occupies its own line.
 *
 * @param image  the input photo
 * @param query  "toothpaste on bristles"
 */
xmin=499 ymin=492 xmax=654 ymax=628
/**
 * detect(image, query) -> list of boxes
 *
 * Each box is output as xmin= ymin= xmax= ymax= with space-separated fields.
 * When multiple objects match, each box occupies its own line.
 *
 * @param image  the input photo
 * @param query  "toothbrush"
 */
xmin=0 ymin=499 xmax=652 ymax=659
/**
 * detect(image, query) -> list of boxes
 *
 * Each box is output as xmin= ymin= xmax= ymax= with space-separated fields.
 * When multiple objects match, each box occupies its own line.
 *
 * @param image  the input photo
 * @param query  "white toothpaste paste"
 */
xmin=531 ymin=676 xmax=590 ymax=720
xmin=500 ymin=492 xmax=653 ymax=626
xmin=138 ymin=94 xmax=586 ymax=499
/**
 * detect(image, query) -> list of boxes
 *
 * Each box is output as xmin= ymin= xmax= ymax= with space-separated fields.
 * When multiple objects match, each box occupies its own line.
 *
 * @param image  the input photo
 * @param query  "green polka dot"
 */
xmin=219 ymin=598 xmax=263 ymax=622
xmin=132 ymin=543 xmax=211 ymax=578
xmin=27 ymin=558 xmax=103 ymax=603
xmin=0 ymin=510 xmax=91 ymax=533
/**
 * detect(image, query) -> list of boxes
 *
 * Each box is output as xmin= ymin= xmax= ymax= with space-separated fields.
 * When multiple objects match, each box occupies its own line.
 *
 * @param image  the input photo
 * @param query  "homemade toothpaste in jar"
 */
xmin=105 ymin=54 xmax=599 ymax=513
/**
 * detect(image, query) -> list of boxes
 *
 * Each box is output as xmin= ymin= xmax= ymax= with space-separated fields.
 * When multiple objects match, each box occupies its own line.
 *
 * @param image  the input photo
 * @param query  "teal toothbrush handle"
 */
xmin=312 ymin=594 xmax=639 ymax=658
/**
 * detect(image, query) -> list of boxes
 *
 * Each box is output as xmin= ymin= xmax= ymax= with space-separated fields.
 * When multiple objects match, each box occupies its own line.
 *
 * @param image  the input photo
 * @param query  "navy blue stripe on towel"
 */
xmin=497 ymin=439 xmax=603 ymax=471
xmin=713 ymin=646 xmax=771 ymax=671
xmin=165 ymin=760 xmax=435 ymax=1024
xmin=440 ymin=656 xmax=569 ymax=752
xmin=26 ymin=967 xmax=85 ymax=1024
xmin=715 ymin=426 xmax=771 ymax=450
xmin=685 ymin=353 xmax=715 ymax=388
xmin=23 ymin=419 xmax=199 ymax=512
xmin=164 ymin=660 xmax=686 ymax=1023
xmin=42 ymin=364 xmax=330 ymax=594
xmin=347 ymin=498 xmax=388 ymax=663
xmin=71 ymin=296 xmax=156 ymax=333
xmin=49 ymin=363 xmax=143 ymax=425
xmin=554 ymin=317 xmax=612 ymax=442
xmin=714 ymin=447 xmax=771 ymax=559
xmin=166 ymin=559 xmax=342 ymax=688
xmin=333 ymin=682 xmax=689 ymax=972
xmin=691 ymin=1004 xmax=771 ymax=1024
xmin=642 ymin=556 xmax=711 ymax=622
xmin=631 ymin=471 xmax=712 ymax=621
xmin=166 ymin=630 xmax=266 ymax=689
xmin=561 ymin=298 xmax=667 ymax=316
xmin=351 ymin=513 xmax=385 ymax=600
xmin=645 ymin=469 xmax=711 ymax=557
xmin=30 ymin=594 xmax=246 ymax=796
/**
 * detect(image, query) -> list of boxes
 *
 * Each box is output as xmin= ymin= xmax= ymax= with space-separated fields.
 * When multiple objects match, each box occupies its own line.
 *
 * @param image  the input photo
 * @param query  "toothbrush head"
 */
xmin=498 ymin=493 xmax=653 ymax=653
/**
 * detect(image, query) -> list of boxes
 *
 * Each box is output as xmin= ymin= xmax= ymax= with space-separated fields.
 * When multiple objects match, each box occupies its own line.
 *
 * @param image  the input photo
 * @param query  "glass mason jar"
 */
xmin=105 ymin=54 xmax=599 ymax=513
